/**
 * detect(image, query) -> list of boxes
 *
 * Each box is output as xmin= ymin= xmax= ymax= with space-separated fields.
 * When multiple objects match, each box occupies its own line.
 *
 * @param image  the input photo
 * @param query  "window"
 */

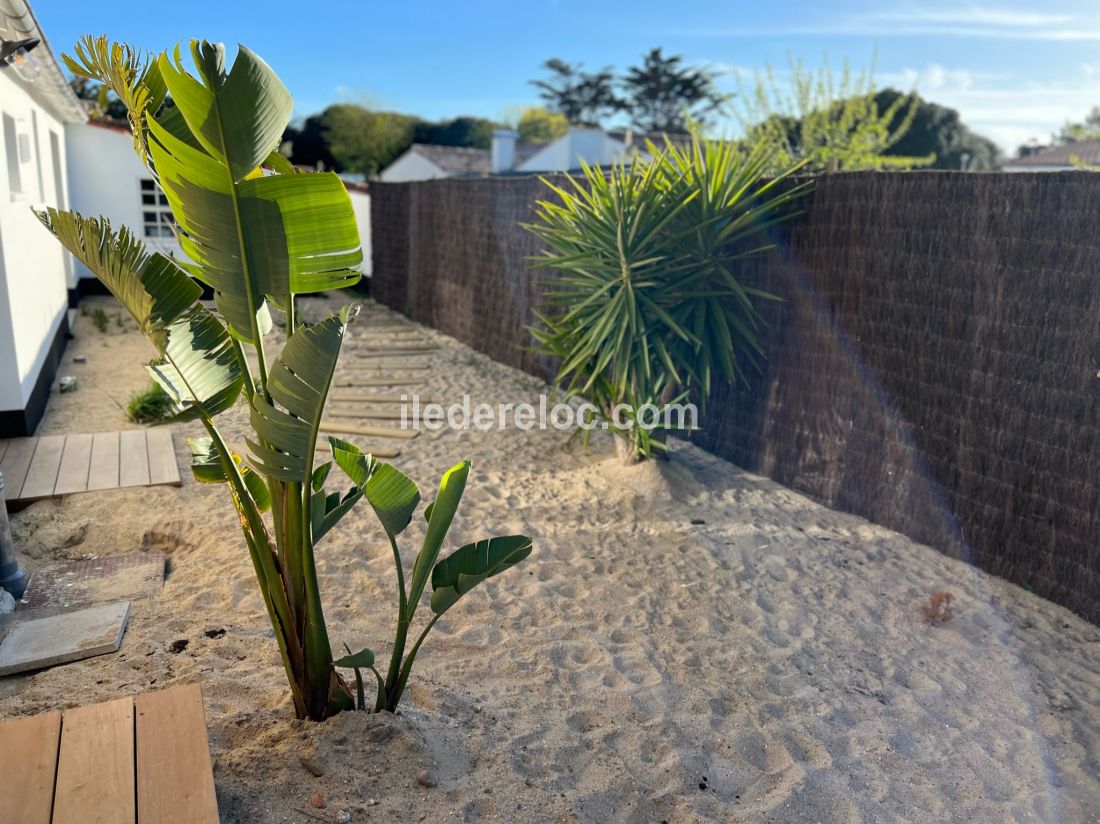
xmin=49 ymin=131 xmax=63 ymax=207
xmin=140 ymin=178 xmax=175 ymax=238
xmin=4 ymin=114 xmax=21 ymax=195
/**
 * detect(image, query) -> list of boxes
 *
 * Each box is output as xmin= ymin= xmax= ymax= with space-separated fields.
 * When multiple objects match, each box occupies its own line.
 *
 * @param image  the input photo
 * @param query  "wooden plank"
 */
xmin=87 ymin=431 xmax=121 ymax=491
xmin=340 ymin=363 xmax=430 ymax=373
xmin=0 ymin=711 xmax=61 ymax=823
xmin=119 ymin=429 xmax=150 ymax=487
xmin=145 ymin=429 xmax=180 ymax=486
xmin=329 ymin=392 xmax=429 ymax=403
xmin=353 ymin=353 xmax=432 ymax=363
xmin=326 ymin=407 xmax=415 ymax=421
xmin=53 ymin=696 xmax=135 ymax=824
xmin=0 ymin=437 xmax=36 ymax=498
xmin=320 ymin=421 xmax=419 ymax=440
xmin=316 ymin=442 xmax=401 ymax=460
xmin=19 ymin=435 xmax=65 ymax=500
xmin=135 ymin=685 xmax=219 ymax=824
xmin=361 ymin=345 xmax=439 ymax=354
xmin=54 ymin=433 xmax=94 ymax=495
xmin=333 ymin=377 xmax=426 ymax=388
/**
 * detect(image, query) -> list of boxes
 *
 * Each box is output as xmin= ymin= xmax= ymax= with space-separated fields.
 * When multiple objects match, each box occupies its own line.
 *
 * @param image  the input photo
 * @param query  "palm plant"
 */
xmin=40 ymin=36 xmax=531 ymax=721
xmin=525 ymin=137 xmax=811 ymax=462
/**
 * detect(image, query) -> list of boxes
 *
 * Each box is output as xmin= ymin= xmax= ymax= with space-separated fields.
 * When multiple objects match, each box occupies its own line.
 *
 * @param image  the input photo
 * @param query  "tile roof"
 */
xmin=412 ymin=144 xmax=490 ymax=175
xmin=1005 ymin=139 xmax=1100 ymax=168
xmin=410 ymin=141 xmax=543 ymax=176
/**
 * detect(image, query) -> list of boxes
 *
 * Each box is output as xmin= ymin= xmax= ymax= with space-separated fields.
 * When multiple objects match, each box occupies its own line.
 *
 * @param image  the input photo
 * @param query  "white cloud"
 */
xmin=668 ymin=5 xmax=1100 ymax=42
xmin=885 ymin=64 xmax=1099 ymax=150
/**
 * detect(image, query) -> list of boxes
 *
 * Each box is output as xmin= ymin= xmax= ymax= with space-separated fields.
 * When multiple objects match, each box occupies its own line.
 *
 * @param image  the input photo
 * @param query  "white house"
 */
xmin=66 ymin=117 xmax=183 ymax=275
xmin=0 ymin=0 xmax=85 ymax=437
xmin=379 ymin=126 xmax=646 ymax=182
xmin=1004 ymin=139 xmax=1100 ymax=172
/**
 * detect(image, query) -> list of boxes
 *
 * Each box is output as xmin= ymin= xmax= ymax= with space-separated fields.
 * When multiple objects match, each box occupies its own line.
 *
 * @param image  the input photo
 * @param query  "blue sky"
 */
xmin=36 ymin=1 xmax=1100 ymax=152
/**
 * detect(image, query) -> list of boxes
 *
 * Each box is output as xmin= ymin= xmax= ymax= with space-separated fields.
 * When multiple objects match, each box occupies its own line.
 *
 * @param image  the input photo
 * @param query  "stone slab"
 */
xmin=0 ymin=601 xmax=131 ymax=676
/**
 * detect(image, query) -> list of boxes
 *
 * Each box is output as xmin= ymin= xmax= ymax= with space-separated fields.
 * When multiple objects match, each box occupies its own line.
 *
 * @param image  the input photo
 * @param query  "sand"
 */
xmin=1 ymin=294 xmax=1098 ymax=823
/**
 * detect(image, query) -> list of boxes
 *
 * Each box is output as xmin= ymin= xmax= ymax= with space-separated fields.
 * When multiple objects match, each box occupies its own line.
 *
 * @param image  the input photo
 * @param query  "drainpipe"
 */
xmin=0 ymin=473 xmax=27 ymax=601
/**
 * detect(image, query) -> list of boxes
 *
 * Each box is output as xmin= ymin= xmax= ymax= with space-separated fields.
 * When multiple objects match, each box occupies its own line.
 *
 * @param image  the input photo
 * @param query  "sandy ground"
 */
xmin=1 ymin=293 xmax=1098 ymax=823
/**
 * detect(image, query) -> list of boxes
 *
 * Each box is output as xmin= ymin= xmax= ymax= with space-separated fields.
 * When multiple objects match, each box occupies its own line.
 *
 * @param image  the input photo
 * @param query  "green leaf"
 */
xmin=248 ymin=312 xmax=347 ymax=483
xmin=329 ymin=437 xmax=376 ymax=487
xmin=146 ymin=115 xmax=362 ymax=338
xmin=188 ymin=436 xmax=271 ymax=512
xmin=311 ymin=486 xmax=362 ymax=544
xmin=34 ymin=209 xmax=200 ymax=351
xmin=158 ymin=41 xmax=291 ymax=183
xmin=430 ymin=536 xmax=533 ymax=614
xmin=333 ymin=648 xmax=375 ymax=669
xmin=407 ymin=461 xmax=470 ymax=617
xmin=365 ymin=463 xmax=420 ymax=539
xmin=146 ymin=307 xmax=243 ymax=420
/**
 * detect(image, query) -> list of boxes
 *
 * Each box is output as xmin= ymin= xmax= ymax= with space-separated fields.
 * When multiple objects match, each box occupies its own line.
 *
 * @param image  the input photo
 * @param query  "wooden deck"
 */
xmin=0 ymin=684 xmax=219 ymax=823
xmin=0 ymin=430 xmax=181 ymax=504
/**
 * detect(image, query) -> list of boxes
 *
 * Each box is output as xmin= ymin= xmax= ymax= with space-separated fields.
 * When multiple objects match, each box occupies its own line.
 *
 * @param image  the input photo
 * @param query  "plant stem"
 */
xmin=387 ymin=613 xmax=441 ymax=711
xmin=383 ymin=533 xmax=409 ymax=702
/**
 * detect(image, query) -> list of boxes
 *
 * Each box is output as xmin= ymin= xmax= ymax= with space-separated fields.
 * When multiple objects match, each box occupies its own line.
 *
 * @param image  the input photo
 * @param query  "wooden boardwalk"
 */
xmin=0 ymin=430 xmax=180 ymax=504
xmin=0 ymin=684 xmax=219 ymax=823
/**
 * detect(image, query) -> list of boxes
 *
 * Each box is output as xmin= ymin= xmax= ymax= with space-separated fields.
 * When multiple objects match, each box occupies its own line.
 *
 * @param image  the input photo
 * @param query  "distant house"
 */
xmin=0 ymin=1 xmax=86 ymax=437
xmin=1004 ymin=139 xmax=1100 ymax=172
xmin=379 ymin=127 xmax=651 ymax=182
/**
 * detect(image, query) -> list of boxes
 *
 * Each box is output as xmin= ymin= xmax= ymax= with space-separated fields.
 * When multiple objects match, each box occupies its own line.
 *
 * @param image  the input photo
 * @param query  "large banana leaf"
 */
xmin=34 ymin=209 xmax=200 ymax=351
xmin=146 ymin=44 xmax=362 ymax=342
xmin=147 ymin=308 xmax=244 ymax=419
xmin=430 ymin=536 xmax=533 ymax=614
xmin=406 ymin=461 xmax=470 ymax=616
xmin=248 ymin=312 xmax=348 ymax=483
xmin=365 ymin=464 xmax=421 ymax=540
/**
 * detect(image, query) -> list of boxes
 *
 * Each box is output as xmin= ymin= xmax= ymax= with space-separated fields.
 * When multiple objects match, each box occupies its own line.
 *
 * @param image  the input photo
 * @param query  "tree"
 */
xmin=621 ymin=47 xmax=729 ymax=132
xmin=876 ymin=89 xmax=1002 ymax=170
xmin=516 ymin=106 xmax=569 ymax=143
xmin=1056 ymin=107 xmax=1100 ymax=144
xmin=734 ymin=57 xmax=932 ymax=173
xmin=413 ymin=116 xmax=496 ymax=149
xmin=283 ymin=105 xmax=417 ymax=175
xmin=531 ymin=58 xmax=624 ymax=127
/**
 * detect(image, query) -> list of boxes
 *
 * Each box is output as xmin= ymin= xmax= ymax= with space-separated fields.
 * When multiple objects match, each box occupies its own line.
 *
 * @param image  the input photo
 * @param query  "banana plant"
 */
xmin=38 ymin=36 xmax=532 ymax=720
xmin=329 ymin=442 xmax=532 ymax=711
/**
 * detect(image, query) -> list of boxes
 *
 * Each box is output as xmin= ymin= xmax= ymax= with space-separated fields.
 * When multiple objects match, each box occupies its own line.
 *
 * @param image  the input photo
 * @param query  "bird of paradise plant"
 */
xmin=39 ymin=36 xmax=531 ymax=721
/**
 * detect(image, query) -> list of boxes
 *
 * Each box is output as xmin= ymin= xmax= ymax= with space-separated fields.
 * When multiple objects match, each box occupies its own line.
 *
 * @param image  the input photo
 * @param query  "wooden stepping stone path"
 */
xmin=0 ymin=430 xmax=180 ymax=505
xmin=0 ymin=683 xmax=219 ymax=822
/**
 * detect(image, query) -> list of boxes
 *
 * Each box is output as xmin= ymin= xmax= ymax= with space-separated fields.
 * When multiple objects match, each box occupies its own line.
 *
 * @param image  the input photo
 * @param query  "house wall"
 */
xmin=369 ymin=171 xmax=1100 ymax=624
xmin=347 ymin=188 xmax=372 ymax=276
xmin=0 ymin=71 xmax=73 ymax=433
xmin=379 ymin=151 xmax=446 ymax=182
xmin=65 ymin=122 xmax=183 ymax=281
xmin=517 ymin=128 xmax=632 ymax=173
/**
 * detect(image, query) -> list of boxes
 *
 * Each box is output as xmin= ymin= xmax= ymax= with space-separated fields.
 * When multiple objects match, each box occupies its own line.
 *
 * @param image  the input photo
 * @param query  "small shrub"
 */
xmin=922 ymin=591 xmax=954 ymax=625
xmin=526 ymin=137 xmax=811 ymax=463
xmin=126 ymin=382 xmax=174 ymax=423
xmin=90 ymin=308 xmax=109 ymax=333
